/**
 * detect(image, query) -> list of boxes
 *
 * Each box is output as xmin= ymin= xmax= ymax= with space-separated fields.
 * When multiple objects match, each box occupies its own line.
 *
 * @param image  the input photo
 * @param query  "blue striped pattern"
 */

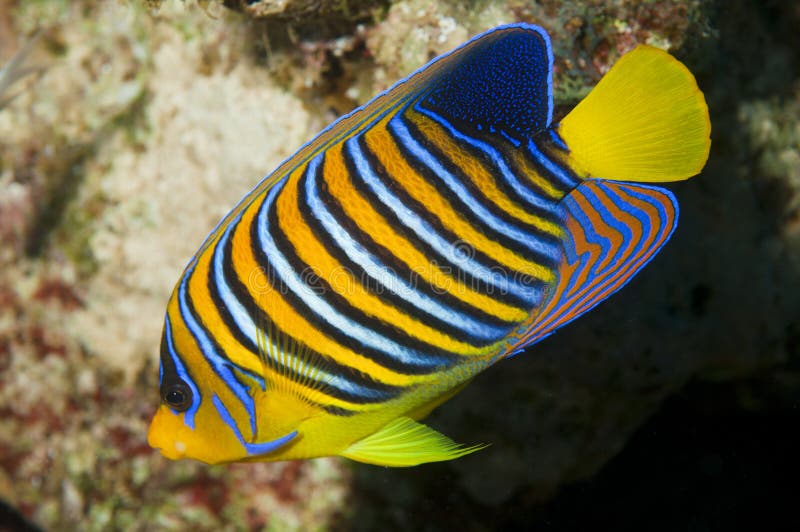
xmin=156 ymin=25 xmax=659 ymax=433
xmin=510 ymin=180 xmax=678 ymax=352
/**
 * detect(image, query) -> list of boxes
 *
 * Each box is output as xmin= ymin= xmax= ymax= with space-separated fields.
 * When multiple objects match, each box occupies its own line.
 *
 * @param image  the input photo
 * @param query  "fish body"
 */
xmin=148 ymin=24 xmax=710 ymax=466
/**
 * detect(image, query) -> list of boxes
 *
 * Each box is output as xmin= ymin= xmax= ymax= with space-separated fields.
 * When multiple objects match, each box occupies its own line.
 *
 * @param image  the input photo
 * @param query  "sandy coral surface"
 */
xmin=0 ymin=0 xmax=797 ymax=530
xmin=1 ymin=2 xmax=344 ymax=529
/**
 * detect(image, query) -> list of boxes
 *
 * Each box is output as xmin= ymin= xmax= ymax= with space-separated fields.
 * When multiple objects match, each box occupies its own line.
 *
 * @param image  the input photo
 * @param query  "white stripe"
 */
xmin=256 ymin=179 xmax=445 ymax=368
xmin=390 ymin=116 xmax=560 ymax=260
xmin=211 ymin=211 xmax=395 ymax=398
xmin=213 ymin=214 xmax=259 ymax=344
xmin=346 ymin=136 xmax=541 ymax=304
xmin=304 ymin=154 xmax=509 ymax=341
xmin=415 ymin=105 xmax=561 ymax=214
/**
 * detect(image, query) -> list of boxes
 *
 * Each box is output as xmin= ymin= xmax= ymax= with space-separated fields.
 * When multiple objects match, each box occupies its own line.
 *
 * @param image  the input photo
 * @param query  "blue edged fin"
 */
xmin=507 ymin=180 xmax=678 ymax=354
xmin=418 ymin=24 xmax=554 ymax=138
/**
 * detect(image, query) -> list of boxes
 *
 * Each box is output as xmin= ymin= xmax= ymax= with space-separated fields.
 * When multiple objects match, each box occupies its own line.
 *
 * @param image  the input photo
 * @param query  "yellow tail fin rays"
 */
xmin=558 ymin=45 xmax=711 ymax=182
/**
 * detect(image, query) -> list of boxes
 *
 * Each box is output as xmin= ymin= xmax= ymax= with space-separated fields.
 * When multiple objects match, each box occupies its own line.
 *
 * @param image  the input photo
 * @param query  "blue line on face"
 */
xmin=178 ymin=263 xmax=259 ymax=437
xmin=212 ymin=394 xmax=298 ymax=456
xmin=164 ymin=315 xmax=202 ymax=429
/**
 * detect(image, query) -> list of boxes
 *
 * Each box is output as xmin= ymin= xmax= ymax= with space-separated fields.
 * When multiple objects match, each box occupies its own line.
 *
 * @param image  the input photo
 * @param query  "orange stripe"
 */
xmin=364 ymin=112 xmax=554 ymax=282
xmin=322 ymin=141 xmax=529 ymax=323
xmin=572 ymin=185 xmax=673 ymax=315
xmin=165 ymin=294 xmax=257 ymax=439
xmin=185 ymin=236 xmax=264 ymax=376
xmin=275 ymin=162 xmax=493 ymax=357
xmin=508 ymin=182 xmax=676 ymax=351
xmin=409 ymin=108 xmax=564 ymax=233
xmin=229 ymin=180 xmax=419 ymax=389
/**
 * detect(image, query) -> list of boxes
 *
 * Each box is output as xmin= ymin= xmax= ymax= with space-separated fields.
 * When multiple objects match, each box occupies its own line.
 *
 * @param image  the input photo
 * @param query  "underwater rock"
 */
xmin=337 ymin=1 xmax=800 ymax=526
xmin=223 ymin=0 xmax=382 ymax=20
xmin=1 ymin=2 xmax=345 ymax=530
xmin=145 ymin=0 xmax=387 ymax=26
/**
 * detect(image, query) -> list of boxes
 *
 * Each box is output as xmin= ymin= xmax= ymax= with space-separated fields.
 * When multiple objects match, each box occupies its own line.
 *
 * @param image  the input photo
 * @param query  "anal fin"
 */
xmin=340 ymin=417 xmax=486 ymax=467
xmin=507 ymin=179 xmax=678 ymax=353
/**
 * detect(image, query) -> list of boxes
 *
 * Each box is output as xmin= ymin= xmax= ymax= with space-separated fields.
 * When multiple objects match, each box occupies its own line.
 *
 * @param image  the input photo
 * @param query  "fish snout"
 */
xmin=147 ymin=406 xmax=187 ymax=460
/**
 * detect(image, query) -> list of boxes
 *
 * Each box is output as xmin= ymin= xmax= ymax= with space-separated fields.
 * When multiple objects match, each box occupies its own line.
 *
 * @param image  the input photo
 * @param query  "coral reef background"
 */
xmin=0 ymin=0 xmax=797 ymax=530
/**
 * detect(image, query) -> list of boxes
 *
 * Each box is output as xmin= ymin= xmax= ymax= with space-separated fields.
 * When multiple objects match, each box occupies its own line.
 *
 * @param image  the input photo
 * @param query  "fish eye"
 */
xmin=162 ymin=382 xmax=192 ymax=412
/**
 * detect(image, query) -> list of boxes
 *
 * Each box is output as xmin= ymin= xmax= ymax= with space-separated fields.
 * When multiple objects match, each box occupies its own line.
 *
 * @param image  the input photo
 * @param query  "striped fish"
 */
xmin=148 ymin=23 xmax=710 ymax=466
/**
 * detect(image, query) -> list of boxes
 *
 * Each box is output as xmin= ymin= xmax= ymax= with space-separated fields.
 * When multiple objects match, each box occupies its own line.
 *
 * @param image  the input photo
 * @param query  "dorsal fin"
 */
xmin=418 ymin=24 xmax=554 ymax=139
xmin=506 ymin=180 xmax=678 ymax=354
xmin=192 ymin=24 xmax=554 ymax=258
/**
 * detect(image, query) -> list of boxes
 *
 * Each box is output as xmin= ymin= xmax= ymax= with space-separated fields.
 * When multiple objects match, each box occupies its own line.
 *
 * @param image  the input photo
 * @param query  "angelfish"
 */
xmin=147 ymin=24 xmax=710 ymax=466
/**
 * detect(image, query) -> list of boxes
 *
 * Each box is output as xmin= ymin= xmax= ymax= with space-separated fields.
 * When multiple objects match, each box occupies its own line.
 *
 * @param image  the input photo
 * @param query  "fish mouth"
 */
xmin=147 ymin=398 xmax=299 ymax=462
xmin=153 ymin=440 xmax=187 ymax=460
xmin=146 ymin=415 xmax=188 ymax=460
xmin=147 ymin=421 xmax=298 ymax=462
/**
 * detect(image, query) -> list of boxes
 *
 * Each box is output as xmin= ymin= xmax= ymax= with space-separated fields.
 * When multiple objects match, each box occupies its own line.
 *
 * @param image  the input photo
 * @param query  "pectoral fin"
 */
xmin=340 ymin=417 xmax=487 ymax=467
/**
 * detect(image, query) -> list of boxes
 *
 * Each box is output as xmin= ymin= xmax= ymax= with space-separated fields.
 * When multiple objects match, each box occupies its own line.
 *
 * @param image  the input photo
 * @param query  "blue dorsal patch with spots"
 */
xmin=418 ymin=24 xmax=554 ymax=140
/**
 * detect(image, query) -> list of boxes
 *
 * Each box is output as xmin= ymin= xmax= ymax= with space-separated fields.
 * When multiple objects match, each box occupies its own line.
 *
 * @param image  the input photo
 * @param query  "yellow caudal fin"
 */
xmin=557 ymin=45 xmax=711 ymax=182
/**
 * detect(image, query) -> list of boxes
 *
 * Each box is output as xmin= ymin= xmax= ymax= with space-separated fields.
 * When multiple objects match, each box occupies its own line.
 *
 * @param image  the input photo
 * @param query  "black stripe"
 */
xmin=318 ymin=152 xmax=517 ymax=328
xmin=402 ymin=111 xmax=565 ymax=243
xmin=207 ymin=231 xmax=262 ymax=357
xmin=392 ymin=115 xmax=559 ymax=271
xmin=520 ymin=133 xmax=581 ymax=192
xmin=265 ymin=175 xmax=462 ymax=369
xmin=158 ymin=323 xmax=194 ymax=396
xmin=249 ymin=182 xmax=450 ymax=377
xmin=301 ymin=155 xmax=510 ymax=345
xmin=416 ymin=101 xmax=574 ymax=204
xmin=209 ymin=209 xmax=408 ymax=404
xmin=230 ymin=353 xmax=360 ymax=417
xmin=352 ymin=134 xmax=535 ymax=309
xmin=260 ymin=348 xmax=399 ymax=406
xmin=180 ymin=278 xmax=253 ymax=394
xmin=320 ymin=404 xmax=358 ymax=416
